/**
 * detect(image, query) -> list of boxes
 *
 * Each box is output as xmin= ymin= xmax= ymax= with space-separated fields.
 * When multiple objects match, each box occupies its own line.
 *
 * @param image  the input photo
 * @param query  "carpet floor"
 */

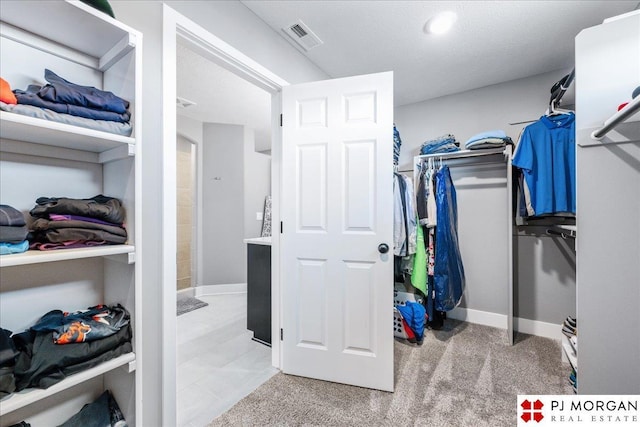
xmin=177 ymin=295 xmax=209 ymax=316
xmin=208 ymin=320 xmax=571 ymax=426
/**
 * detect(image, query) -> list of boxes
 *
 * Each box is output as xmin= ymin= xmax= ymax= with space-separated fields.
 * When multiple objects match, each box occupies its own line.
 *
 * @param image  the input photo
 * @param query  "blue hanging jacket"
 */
xmin=434 ymin=165 xmax=465 ymax=311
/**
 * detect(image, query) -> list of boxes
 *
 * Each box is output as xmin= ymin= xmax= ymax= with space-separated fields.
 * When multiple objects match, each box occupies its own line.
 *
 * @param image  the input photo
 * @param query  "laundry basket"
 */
xmin=393 ymin=290 xmax=424 ymax=339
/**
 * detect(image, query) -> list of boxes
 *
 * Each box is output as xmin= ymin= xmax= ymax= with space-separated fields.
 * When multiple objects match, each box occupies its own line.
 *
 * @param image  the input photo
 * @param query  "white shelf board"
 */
xmin=562 ymin=334 xmax=578 ymax=372
xmin=0 ymin=245 xmax=135 ymax=268
xmin=415 ymin=146 xmax=508 ymax=161
xmin=0 ymin=352 xmax=135 ymax=416
xmin=0 ymin=1 xmax=137 ymax=63
xmin=0 ymin=111 xmax=134 ymax=153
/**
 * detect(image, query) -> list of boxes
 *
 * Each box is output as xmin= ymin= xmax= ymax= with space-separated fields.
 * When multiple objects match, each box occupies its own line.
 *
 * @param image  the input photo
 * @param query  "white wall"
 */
xmin=395 ymin=69 xmax=576 ymax=325
xmin=202 ymin=123 xmax=246 ymax=284
xmin=244 ymin=127 xmax=271 ymax=240
xmin=394 ymin=68 xmax=574 ymax=170
xmin=110 ymin=1 xmax=328 ymax=424
xmin=177 ymin=114 xmax=204 ymax=144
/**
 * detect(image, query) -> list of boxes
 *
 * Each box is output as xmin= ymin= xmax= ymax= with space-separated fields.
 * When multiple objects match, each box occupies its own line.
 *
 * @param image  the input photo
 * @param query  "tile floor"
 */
xmin=176 ymin=292 xmax=278 ymax=427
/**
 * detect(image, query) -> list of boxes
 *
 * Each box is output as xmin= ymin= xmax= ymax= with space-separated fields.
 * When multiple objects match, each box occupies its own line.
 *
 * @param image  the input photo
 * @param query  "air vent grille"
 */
xmin=176 ymin=96 xmax=196 ymax=108
xmin=282 ymin=20 xmax=323 ymax=52
xmin=290 ymin=24 xmax=308 ymax=38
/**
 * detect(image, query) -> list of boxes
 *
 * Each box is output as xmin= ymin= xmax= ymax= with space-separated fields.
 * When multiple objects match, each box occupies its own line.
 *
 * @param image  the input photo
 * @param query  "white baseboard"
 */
xmin=447 ymin=307 xmax=562 ymax=341
xmin=447 ymin=306 xmax=507 ymax=329
xmin=177 ymin=287 xmax=196 ymax=298
xmin=514 ymin=317 xmax=563 ymax=341
xmin=194 ymin=283 xmax=247 ymax=296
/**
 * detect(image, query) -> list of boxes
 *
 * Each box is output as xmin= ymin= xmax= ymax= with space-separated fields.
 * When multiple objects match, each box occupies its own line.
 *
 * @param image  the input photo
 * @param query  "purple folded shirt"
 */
xmin=30 ymin=240 xmax=107 ymax=251
xmin=49 ymin=214 xmax=122 ymax=227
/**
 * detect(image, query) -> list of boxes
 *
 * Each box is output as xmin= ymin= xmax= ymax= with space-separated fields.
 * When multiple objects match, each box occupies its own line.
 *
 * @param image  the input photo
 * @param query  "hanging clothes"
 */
xmin=416 ymin=160 xmax=437 ymax=228
xmin=410 ymin=223 xmax=427 ymax=295
xmin=433 ymin=165 xmax=465 ymax=312
xmin=512 ymin=112 xmax=576 ymax=216
xmin=393 ymin=124 xmax=402 ymax=166
xmin=392 ymin=173 xmax=416 ymax=257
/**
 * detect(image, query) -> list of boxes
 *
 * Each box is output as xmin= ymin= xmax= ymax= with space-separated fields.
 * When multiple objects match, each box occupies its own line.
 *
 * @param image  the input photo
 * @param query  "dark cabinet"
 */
xmin=247 ymin=243 xmax=271 ymax=345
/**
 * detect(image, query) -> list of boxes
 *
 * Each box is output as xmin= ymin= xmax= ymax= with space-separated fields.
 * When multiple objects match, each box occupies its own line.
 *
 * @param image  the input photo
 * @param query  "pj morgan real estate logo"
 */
xmin=517 ymin=395 xmax=640 ymax=426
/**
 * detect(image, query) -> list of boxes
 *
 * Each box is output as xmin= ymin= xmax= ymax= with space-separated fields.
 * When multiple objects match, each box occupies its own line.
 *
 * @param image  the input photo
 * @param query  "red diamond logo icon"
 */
xmin=520 ymin=399 xmax=544 ymax=423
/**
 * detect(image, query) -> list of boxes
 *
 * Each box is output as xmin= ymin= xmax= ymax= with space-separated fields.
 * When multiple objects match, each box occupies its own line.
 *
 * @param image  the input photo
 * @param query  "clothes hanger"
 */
xmin=547 ymin=98 xmax=574 ymax=117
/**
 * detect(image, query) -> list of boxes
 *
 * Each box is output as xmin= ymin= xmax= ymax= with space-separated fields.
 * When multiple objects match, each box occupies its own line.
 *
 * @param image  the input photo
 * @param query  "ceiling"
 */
xmin=177 ymin=1 xmax=638 ymax=150
xmin=176 ymin=42 xmax=272 ymax=152
xmin=243 ymin=0 xmax=637 ymax=106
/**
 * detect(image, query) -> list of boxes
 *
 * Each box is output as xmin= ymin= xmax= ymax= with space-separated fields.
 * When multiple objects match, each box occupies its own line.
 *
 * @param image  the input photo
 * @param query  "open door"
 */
xmin=281 ymin=72 xmax=394 ymax=391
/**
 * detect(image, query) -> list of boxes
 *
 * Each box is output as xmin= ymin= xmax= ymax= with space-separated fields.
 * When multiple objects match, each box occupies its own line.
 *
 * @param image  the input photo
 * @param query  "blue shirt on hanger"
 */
xmin=513 ymin=113 xmax=576 ymax=215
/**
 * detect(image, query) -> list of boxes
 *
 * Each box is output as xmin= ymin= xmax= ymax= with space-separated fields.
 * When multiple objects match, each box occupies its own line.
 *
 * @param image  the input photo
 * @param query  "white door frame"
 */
xmin=162 ymin=4 xmax=288 ymax=425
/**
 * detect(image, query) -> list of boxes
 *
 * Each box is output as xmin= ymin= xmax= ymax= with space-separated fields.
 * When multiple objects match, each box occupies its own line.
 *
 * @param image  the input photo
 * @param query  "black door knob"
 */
xmin=378 ymin=243 xmax=389 ymax=254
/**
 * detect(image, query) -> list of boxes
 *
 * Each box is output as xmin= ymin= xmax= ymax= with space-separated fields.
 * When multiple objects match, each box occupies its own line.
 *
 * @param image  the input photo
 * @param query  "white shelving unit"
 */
xmin=0 ymin=353 xmax=135 ymax=417
xmin=0 ymin=245 xmax=135 ymax=268
xmin=0 ymin=1 xmax=142 ymax=425
xmin=575 ymin=9 xmax=640 ymax=394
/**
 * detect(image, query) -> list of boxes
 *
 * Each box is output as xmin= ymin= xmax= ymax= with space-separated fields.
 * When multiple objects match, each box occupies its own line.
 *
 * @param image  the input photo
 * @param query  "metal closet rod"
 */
xmin=591 ymin=95 xmax=640 ymax=140
xmin=415 ymin=147 xmax=508 ymax=161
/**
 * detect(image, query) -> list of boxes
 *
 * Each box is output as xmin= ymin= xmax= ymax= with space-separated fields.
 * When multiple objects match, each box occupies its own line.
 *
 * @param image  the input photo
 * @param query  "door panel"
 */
xmin=281 ymin=72 xmax=394 ymax=391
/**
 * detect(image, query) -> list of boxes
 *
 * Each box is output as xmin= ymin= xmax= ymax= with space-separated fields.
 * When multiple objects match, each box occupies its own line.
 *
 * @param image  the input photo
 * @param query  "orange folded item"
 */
xmin=0 ymin=77 xmax=18 ymax=104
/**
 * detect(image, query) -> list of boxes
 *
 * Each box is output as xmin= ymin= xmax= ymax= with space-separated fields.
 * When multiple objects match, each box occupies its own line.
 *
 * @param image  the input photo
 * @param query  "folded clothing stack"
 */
xmin=465 ymin=130 xmax=513 ymax=150
xmin=419 ymin=134 xmax=460 ymax=155
xmin=0 ymin=204 xmax=29 ymax=255
xmin=562 ymin=316 xmax=577 ymax=338
xmin=0 ymin=328 xmax=20 ymax=398
xmin=6 ymin=69 xmax=132 ymax=136
xmin=59 ymin=390 xmax=128 ymax=427
xmin=29 ymin=195 xmax=127 ymax=250
xmin=11 ymin=304 xmax=132 ymax=391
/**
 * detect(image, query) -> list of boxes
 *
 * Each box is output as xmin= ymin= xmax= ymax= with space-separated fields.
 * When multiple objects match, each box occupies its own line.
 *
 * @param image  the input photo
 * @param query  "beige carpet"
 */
xmin=209 ymin=320 xmax=571 ymax=426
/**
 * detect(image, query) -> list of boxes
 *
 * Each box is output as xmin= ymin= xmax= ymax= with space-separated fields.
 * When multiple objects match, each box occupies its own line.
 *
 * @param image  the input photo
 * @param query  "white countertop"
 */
xmin=244 ymin=236 xmax=272 ymax=246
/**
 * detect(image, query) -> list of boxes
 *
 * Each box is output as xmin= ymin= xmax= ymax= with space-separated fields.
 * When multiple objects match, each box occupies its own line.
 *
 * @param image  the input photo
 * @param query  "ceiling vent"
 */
xmin=176 ymin=96 xmax=196 ymax=108
xmin=282 ymin=20 xmax=323 ymax=52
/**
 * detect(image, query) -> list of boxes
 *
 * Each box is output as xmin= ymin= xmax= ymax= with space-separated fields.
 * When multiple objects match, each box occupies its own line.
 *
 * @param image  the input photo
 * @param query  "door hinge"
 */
xmin=280 ymin=328 xmax=283 ymax=341
xmin=280 ymin=114 xmax=283 ymax=127
xmin=280 ymin=221 xmax=283 ymax=234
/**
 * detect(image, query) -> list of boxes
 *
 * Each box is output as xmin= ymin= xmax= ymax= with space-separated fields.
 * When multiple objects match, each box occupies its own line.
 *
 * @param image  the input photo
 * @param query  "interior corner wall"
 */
xmin=394 ymin=69 xmax=576 ymax=326
xmin=243 ymin=127 xmax=271 ymax=240
xmin=177 ymin=114 xmax=204 ymax=145
xmin=164 ymin=0 xmax=329 ymax=84
xmin=110 ymin=1 xmax=328 ymax=423
xmin=202 ymin=123 xmax=246 ymax=285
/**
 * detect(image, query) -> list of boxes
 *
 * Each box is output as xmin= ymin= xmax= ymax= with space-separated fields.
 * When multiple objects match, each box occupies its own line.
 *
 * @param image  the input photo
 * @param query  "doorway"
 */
xmin=163 ymin=4 xmax=288 ymax=424
xmin=171 ymin=20 xmax=280 ymax=427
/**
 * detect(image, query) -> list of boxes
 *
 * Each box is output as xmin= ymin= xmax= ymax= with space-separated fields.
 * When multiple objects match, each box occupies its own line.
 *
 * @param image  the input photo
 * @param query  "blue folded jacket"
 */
xmin=15 ymin=85 xmax=130 ymax=123
xmin=39 ymin=69 xmax=129 ymax=114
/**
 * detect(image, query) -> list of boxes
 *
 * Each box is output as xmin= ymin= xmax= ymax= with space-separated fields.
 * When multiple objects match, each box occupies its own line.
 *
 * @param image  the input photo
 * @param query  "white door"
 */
xmin=281 ymin=71 xmax=394 ymax=391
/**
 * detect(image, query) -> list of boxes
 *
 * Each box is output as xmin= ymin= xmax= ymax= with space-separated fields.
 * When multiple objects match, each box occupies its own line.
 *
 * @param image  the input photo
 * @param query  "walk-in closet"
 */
xmin=1 ymin=1 xmax=638 ymax=426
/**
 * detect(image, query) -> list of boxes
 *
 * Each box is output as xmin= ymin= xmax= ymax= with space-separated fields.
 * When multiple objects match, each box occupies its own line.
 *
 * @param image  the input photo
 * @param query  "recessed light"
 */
xmin=424 ymin=11 xmax=457 ymax=35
